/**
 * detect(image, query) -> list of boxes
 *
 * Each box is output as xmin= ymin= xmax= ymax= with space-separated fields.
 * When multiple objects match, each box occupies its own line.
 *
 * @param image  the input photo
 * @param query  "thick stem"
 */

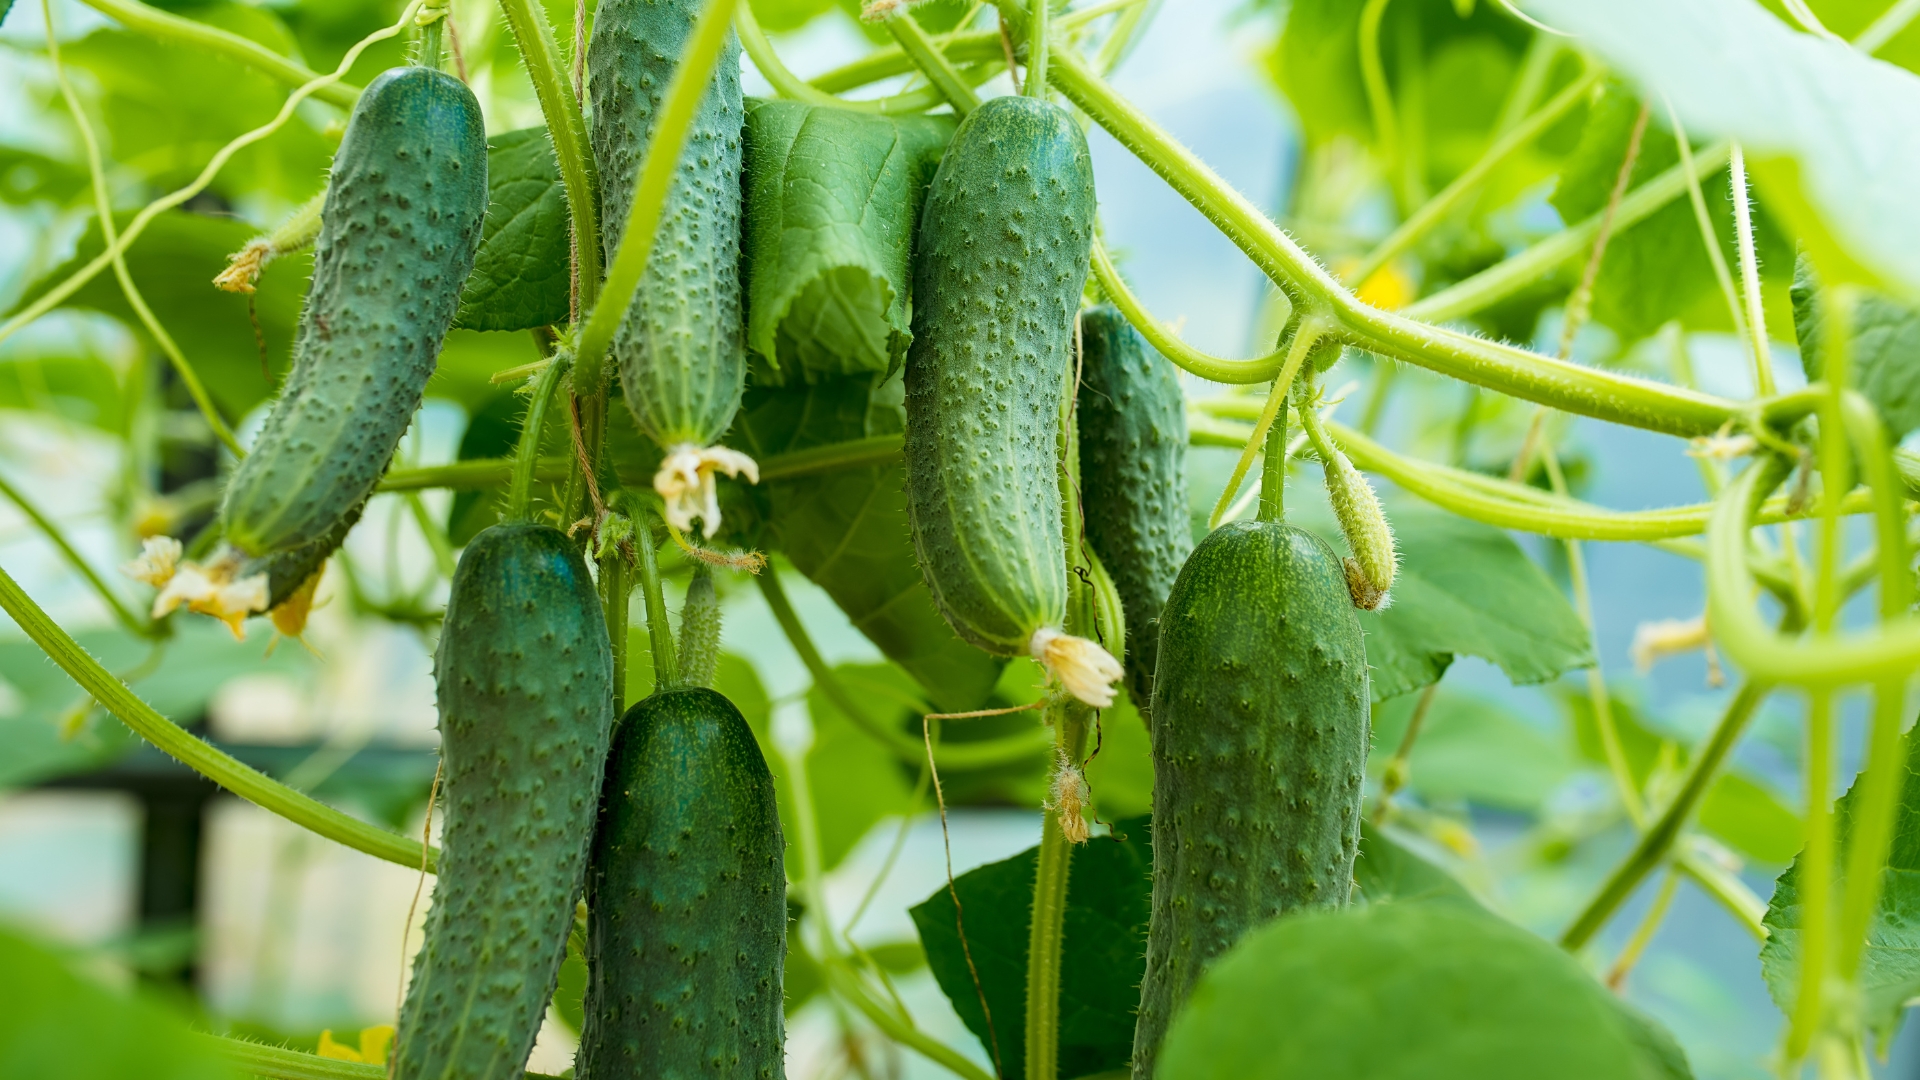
xmin=632 ymin=515 xmax=679 ymax=693
xmin=887 ymin=7 xmax=984 ymax=113
xmin=1257 ymin=390 xmax=1288 ymax=523
xmin=495 ymin=0 xmax=601 ymax=316
xmin=600 ymin=549 xmax=632 ymax=711
xmin=507 ymin=356 xmax=570 ymax=522
xmin=0 ymin=473 xmax=149 ymax=637
xmin=1026 ymin=700 xmax=1091 ymax=1080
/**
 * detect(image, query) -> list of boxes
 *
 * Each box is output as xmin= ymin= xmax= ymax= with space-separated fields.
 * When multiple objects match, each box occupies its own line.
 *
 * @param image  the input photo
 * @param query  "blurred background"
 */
xmin=3 ymin=0 xmax=1918 ymax=1076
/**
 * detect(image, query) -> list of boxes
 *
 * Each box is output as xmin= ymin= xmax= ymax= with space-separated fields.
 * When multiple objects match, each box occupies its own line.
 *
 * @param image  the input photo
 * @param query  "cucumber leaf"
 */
xmin=1158 ymin=901 xmax=1692 ymax=1080
xmin=454 ymin=126 xmax=572 ymax=333
xmin=1762 ymin=726 xmax=1920 ymax=1044
xmin=1791 ymin=252 xmax=1920 ymax=439
xmin=1525 ymin=0 xmax=1920 ymax=297
xmin=731 ymin=374 xmax=1004 ymax=711
xmin=743 ymin=101 xmax=954 ymax=385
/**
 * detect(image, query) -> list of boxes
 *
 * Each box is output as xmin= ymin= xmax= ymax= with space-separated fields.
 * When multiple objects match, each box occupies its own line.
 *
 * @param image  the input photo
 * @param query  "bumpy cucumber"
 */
xmin=1131 ymin=521 xmax=1368 ymax=1078
xmin=1076 ymin=305 xmax=1191 ymax=708
xmin=394 ymin=523 xmax=614 ymax=1080
xmin=903 ymin=95 xmax=1095 ymax=657
xmin=579 ymin=687 xmax=785 ymax=1080
xmin=589 ymin=0 xmax=745 ymax=450
xmin=221 ymin=66 xmax=486 ymax=557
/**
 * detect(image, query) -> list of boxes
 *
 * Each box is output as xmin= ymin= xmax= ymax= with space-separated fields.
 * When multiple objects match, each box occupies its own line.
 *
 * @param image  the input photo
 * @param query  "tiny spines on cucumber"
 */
xmin=220 ymin=66 xmax=486 ymax=558
xmin=1131 ymin=521 xmax=1368 ymax=1078
xmin=579 ymin=687 xmax=786 ymax=1080
xmin=1076 ymin=305 xmax=1192 ymax=710
xmin=394 ymin=522 xmax=614 ymax=1080
xmin=677 ymin=564 xmax=720 ymax=689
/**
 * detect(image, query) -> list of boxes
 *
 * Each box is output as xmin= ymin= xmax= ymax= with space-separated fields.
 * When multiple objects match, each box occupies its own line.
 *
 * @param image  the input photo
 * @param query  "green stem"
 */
xmin=633 ymin=515 xmax=679 ymax=693
xmin=1726 ymin=146 xmax=1777 ymax=397
xmin=600 ymin=548 xmax=632 ymax=712
xmin=0 ymin=563 xmax=434 ymax=872
xmin=888 ymin=8 xmax=984 ymax=114
xmin=1024 ymin=0 xmax=1049 ymax=95
xmin=1357 ymin=0 xmax=1398 ymax=198
xmin=1559 ymin=678 xmax=1771 ymax=950
xmin=1349 ymin=66 xmax=1601 ymax=286
xmin=418 ymin=12 xmax=445 ymax=69
xmin=1026 ymin=757 xmax=1073 ymax=1080
xmin=573 ymin=0 xmax=734 ymax=394
xmin=822 ymin=959 xmax=997 ymax=1080
xmin=401 ymin=491 xmax=456 ymax=578
xmin=0 ymin=472 xmax=149 ymax=637
xmin=1091 ymin=237 xmax=1290 ymax=383
xmin=75 ymin=0 xmax=360 ymax=107
xmin=736 ymin=0 xmax=959 ymax=113
xmin=495 ymin=0 xmax=601 ymax=317
xmin=1674 ymin=846 xmax=1769 ymax=941
xmin=1788 ymin=689 xmax=1837 ymax=1059
xmin=808 ymin=31 xmax=1003 ymax=92
xmin=1257 ymin=389 xmax=1288 ymax=522
xmin=1208 ymin=323 xmax=1327 ymax=528
xmin=1666 ymin=105 xmax=1751 ymax=357
xmin=507 ymin=356 xmax=570 ymax=522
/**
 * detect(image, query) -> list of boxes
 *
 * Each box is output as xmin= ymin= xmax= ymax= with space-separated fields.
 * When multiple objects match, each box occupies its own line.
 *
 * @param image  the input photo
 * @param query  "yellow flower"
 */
xmin=316 ymin=1025 xmax=393 ymax=1064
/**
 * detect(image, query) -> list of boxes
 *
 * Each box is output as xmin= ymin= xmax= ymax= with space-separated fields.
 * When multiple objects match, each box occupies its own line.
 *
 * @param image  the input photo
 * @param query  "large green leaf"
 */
xmin=1158 ymin=900 xmax=1690 ymax=1080
xmin=743 ymin=101 xmax=953 ymax=385
xmin=454 ymin=127 xmax=572 ymax=333
xmin=732 ymin=374 xmax=1003 ymax=711
xmin=910 ymin=818 xmax=1472 ymax=1079
xmin=1791 ymin=252 xmax=1920 ymax=439
xmin=1526 ymin=0 xmax=1920 ymax=297
xmin=1296 ymin=495 xmax=1594 ymax=701
xmin=1372 ymin=688 xmax=1579 ymax=813
xmin=1762 ymin=727 xmax=1920 ymax=1043
xmin=0 ymin=923 xmax=238 ymax=1079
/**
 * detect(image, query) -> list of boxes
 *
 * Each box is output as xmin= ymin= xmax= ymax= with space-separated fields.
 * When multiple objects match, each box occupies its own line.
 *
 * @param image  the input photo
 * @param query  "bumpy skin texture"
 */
xmin=903 ymin=96 xmax=1095 ymax=654
xmin=222 ymin=66 xmax=485 ymax=557
xmin=1076 ymin=306 xmax=1191 ymax=708
xmin=1132 ymin=521 xmax=1369 ymax=1078
xmin=589 ymin=0 xmax=746 ymax=448
xmin=580 ymin=688 xmax=786 ymax=1080
xmin=395 ymin=523 xmax=614 ymax=1080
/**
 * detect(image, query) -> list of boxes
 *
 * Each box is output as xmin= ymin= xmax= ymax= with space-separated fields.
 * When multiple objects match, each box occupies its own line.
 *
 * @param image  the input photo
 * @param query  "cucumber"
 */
xmin=221 ymin=66 xmax=486 ymax=558
xmin=1075 ymin=305 xmax=1191 ymax=708
xmin=677 ymin=563 xmax=720 ymax=689
xmin=902 ymin=96 xmax=1114 ymax=702
xmin=589 ymin=0 xmax=746 ymax=453
xmin=1131 ymin=520 xmax=1369 ymax=1078
xmin=579 ymin=687 xmax=785 ymax=1080
xmin=394 ymin=522 xmax=614 ymax=1080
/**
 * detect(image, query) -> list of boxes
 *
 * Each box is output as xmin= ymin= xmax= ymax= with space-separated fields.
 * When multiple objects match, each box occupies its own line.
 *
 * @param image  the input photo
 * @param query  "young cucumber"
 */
xmin=589 ymin=0 xmax=751 ymax=534
xmin=1131 ymin=521 xmax=1368 ymax=1078
xmin=579 ymin=687 xmax=786 ymax=1080
xmin=902 ymin=96 xmax=1119 ymax=705
xmin=1075 ymin=305 xmax=1192 ymax=709
xmin=221 ymin=66 xmax=486 ymax=558
xmin=394 ymin=522 xmax=614 ymax=1080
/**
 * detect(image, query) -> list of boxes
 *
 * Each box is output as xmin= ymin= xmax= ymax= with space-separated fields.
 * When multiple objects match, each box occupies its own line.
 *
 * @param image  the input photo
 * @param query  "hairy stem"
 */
xmin=506 ymin=355 xmax=570 ymax=522
xmin=0 ymin=472 xmax=150 ymax=638
xmin=495 ymin=0 xmax=601 ymax=316
xmin=633 ymin=515 xmax=679 ymax=693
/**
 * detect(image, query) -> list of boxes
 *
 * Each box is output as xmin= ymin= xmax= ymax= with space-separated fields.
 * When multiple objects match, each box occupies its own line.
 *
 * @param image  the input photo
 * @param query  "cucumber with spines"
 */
xmin=220 ymin=66 xmax=486 ymax=558
xmin=579 ymin=687 xmax=786 ymax=1080
xmin=677 ymin=563 xmax=721 ymax=689
xmin=1131 ymin=520 xmax=1369 ymax=1078
xmin=1076 ymin=305 xmax=1191 ymax=708
xmin=394 ymin=522 xmax=615 ymax=1080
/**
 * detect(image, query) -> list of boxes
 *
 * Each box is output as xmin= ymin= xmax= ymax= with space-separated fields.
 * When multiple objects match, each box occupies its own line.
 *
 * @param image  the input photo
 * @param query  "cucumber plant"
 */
xmin=9 ymin=1 xmax=1920 ymax=1079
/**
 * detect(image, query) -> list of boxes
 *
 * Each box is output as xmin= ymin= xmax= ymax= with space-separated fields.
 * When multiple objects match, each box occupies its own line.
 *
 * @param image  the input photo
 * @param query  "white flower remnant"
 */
xmin=654 ymin=444 xmax=760 ymax=538
xmin=1029 ymin=626 xmax=1124 ymax=709
xmin=142 ymin=549 xmax=269 ymax=639
xmin=121 ymin=536 xmax=183 ymax=587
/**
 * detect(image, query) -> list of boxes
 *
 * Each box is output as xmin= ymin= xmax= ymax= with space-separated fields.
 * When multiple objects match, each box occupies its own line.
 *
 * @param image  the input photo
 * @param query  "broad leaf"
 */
xmin=1762 ymin=727 xmax=1920 ymax=1043
xmin=1296 ymin=494 xmax=1595 ymax=701
xmin=0 ymin=923 xmax=239 ymax=1079
xmin=732 ymin=374 xmax=1003 ymax=711
xmin=1526 ymin=0 xmax=1920 ymax=297
xmin=743 ymin=101 xmax=953 ymax=385
xmin=1791 ymin=252 xmax=1920 ymax=439
xmin=1157 ymin=900 xmax=1691 ymax=1080
xmin=454 ymin=126 xmax=572 ymax=333
xmin=1372 ymin=688 xmax=1579 ymax=813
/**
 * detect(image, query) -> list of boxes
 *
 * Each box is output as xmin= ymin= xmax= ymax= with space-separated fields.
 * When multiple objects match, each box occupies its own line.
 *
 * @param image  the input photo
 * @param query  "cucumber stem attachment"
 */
xmin=633 ymin=513 xmax=680 ymax=693
xmin=507 ymin=352 xmax=570 ymax=523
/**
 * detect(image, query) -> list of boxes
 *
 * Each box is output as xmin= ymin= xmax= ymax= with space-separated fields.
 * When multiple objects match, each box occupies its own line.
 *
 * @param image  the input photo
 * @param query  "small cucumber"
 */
xmin=589 ymin=0 xmax=746 ymax=452
xmin=221 ymin=66 xmax=486 ymax=557
xmin=579 ymin=687 xmax=786 ymax=1080
xmin=394 ymin=522 xmax=614 ymax=1080
xmin=1131 ymin=521 xmax=1369 ymax=1078
xmin=1075 ymin=305 xmax=1191 ymax=708
xmin=902 ymin=96 xmax=1112 ymax=701
xmin=676 ymin=563 xmax=720 ymax=688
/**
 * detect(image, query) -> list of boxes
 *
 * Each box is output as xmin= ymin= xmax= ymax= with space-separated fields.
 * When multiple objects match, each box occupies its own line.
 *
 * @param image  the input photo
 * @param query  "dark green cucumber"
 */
xmin=579 ymin=687 xmax=785 ymax=1080
xmin=903 ymin=95 xmax=1096 ymax=655
xmin=395 ymin=522 xmax=614 ymax=1080
xmin=1132 ymin=521 xmax=1368 ymax=1078
xmin=221 ymin=66 xmax=486 ymax=557
xmin=1076 ymin=305 xmax=1191 ymax=708
xmin=589 ymin=0 xmax=746 ymax=450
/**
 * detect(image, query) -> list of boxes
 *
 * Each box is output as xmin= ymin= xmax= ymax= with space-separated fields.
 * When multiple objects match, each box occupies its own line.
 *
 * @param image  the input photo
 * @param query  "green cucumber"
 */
xmin=1131 ymin=521 xmax=1369 ymax=1078
xmin=677 ymin=563 xmax=720 ymax=689
xmin=902 ymin=96 xmax=1099 ymax=680
xmin=579 ymin=687 xmax=785 ymax=1080
xmin=221 ymin=66 xmax=486 ymax=557
xmin=1075 ymin=305 xmax=1191 ymax=708
xmin=589 ymin=0 xmax=746 ymax=451
xmin=394 ymin=522 xmax=614 ymax=1080
xmin=743 ymin=99 xmax=954 ymax=385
